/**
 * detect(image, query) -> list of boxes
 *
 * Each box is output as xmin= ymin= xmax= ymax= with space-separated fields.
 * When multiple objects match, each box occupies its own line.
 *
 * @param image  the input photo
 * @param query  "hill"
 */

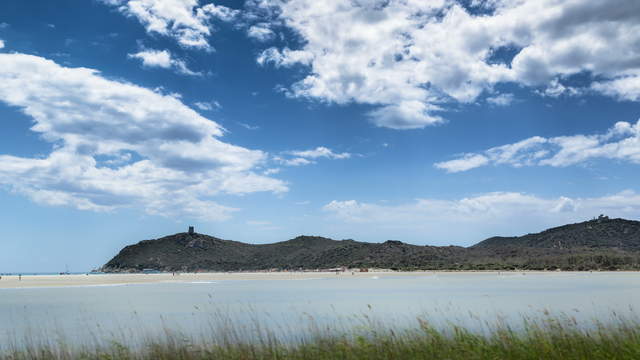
xmin=473 ymin=216 xmax=640 ymax=250
xmin=102 ymin=216 xmax=640 ymax=272
xmin=102 ymin=233 xmax=466 ymax=272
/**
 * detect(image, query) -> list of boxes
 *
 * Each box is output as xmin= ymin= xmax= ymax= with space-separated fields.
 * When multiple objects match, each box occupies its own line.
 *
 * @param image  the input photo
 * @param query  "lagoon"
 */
xmin=1 ymin=272 xmax=639 ymax=348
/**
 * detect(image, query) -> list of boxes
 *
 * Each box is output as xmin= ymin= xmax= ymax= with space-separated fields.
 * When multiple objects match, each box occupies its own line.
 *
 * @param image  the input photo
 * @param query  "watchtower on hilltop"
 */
xmin=188 ymin=226 xmax=194 ymax=235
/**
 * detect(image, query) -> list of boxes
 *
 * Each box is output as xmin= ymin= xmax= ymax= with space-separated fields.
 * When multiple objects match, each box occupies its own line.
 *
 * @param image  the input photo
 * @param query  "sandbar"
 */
xmin=0 ymin=270 xmax=629 ymax=289
xmin=0 ymin=271 xmax=420 ymax=289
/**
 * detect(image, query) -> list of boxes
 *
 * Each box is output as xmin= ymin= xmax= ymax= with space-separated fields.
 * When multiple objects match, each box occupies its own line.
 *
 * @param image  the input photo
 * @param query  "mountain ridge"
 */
xmin=102 ymin=216 xmax=640 ymax=272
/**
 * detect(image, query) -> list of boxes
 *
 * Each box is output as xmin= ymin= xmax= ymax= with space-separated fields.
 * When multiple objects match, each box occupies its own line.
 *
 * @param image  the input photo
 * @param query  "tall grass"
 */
xmin=3 ymin=312 xmax=640 ymax=360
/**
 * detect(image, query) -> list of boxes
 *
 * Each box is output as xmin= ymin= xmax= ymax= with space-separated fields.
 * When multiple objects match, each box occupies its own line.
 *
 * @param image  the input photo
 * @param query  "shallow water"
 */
xmin=1 ymin=272 xmax=639 ymax=347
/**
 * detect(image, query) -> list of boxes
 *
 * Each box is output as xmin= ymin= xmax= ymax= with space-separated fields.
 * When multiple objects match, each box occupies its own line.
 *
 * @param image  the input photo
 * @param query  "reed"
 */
xmin=3 ymin=313 xmax=640 ymax=360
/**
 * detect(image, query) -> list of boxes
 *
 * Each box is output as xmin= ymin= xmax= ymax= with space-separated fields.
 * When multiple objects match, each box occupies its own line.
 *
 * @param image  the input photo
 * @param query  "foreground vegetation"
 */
xmin=4 ymin=314 xmax=640 ymax=360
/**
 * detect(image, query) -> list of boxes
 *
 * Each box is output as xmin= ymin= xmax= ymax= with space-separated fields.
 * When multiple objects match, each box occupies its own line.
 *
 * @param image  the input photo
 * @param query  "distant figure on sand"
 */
xmin=18 ymin=274 xmax=21 ymax=281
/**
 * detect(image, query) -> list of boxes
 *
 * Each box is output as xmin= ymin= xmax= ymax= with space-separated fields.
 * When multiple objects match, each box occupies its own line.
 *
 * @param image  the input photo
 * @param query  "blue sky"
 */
xmin=0 ymin=0 xmax=639 ymax=272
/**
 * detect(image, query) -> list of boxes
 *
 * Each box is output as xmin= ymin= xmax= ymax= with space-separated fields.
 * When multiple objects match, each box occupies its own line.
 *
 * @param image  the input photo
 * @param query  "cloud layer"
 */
xmin=435 ymin=119 xmax=640 ymax=172
xmin=323 ymin=190 xmax=640 ymax=242
xmin=252 ymin=0 xmax=640 ymax=129
xmin=0 ymin=53 xmax=286 ymax=220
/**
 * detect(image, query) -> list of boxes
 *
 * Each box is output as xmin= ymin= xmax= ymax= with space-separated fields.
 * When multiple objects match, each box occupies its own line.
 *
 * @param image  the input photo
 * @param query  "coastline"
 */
xmin=0 ymin=270 xmax=633 ymax=289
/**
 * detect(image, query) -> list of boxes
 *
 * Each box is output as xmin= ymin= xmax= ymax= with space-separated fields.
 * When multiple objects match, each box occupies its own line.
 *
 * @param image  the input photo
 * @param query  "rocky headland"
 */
xmin=103 ymin=216 xmax=640 ymax=272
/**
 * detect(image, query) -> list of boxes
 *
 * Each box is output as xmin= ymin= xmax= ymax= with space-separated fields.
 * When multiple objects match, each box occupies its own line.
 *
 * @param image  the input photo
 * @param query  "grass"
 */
xmin=3 ymin=312 xmax=640 ymax=360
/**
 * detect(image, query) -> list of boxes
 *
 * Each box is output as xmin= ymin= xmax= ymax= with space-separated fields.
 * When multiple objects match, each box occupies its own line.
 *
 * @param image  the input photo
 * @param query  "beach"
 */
xmin=1 ymin=270 xmax=631 ymax=289
xmin=0 ymin=271 xmax=431 ymax=289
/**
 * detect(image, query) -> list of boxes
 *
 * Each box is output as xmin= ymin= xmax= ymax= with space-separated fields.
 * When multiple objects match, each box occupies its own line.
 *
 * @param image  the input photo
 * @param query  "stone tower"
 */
xmin=188 ymin=226 xmax=194 ymax=235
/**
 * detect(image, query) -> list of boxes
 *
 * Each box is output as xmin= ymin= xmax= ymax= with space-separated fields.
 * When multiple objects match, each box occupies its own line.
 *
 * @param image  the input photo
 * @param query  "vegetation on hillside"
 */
xmin=102 ymin=217 xmax=640 ymax=272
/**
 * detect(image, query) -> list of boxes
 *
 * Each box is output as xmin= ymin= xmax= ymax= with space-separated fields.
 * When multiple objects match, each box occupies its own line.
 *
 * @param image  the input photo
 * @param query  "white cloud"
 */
xmin=274 ymin=156 xmax=313 ymax=166
xmin=0 ymin=40 xmax=4 ymax=49
xmin=252 ymin=0 xmax=640 ymax=129
xmin=202 ymin=3 xmax=238 ymax=22
xmin=367 ymin=101 xmax=443 ymax=130
xmin=128 ymin=49 xmax=201 ymax=76
xmin=539 ymin=78 xmax=581 ymax=98
xmin=435 ymin=154 xmax=489 ymax=173
xmin=194 ymin=100 xmax=222 ymax=111
xmin=274 ymin=146 xmax=352 ymax=167
xmin=592 ymin=73 xmax=640 ymax=102
xmin=129 ymin=48 xmax=172 ymax=67
xmin=323 ymin=190 xmax=640 ymax=241
xmin=469 ymin=0 xmax=502 ymax=10
xmin=263 ymin=168 xmax=280 ymax=175
xmin=0 ymin=53 xmax=286 ymax=221
xmin=257 ymin=47 xmax=314 ymax=68
xmin=435 ymin=120 xmax=640 ymax=172
xmin=247 ymin=23 xmax=275 ymax=42
xmin=486 ymin=93 xmax=514 ymax=106
xmin=101 ymin=0 xmax=239 ymax=50
xmin=288 ymin=146 xmax=351 ymax=159
xmin=238 ymin=122 xmax=260 ymax=130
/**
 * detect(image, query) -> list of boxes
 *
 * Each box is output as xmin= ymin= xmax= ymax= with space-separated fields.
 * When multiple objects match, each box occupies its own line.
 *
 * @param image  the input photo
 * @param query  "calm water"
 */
xmin=1 ymin=272 xmax=639 ymax=347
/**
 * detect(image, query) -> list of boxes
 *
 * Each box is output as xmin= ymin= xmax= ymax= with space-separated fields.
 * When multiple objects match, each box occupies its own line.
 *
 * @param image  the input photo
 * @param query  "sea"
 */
xmin=1 ymin=272 xmax=639 ymax=348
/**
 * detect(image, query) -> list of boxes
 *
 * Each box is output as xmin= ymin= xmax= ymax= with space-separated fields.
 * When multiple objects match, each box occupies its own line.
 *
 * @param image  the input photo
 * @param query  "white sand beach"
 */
xmin=0 ymin=271 xmax=627 ymax=289
xmin=0 ymin=271 xmax=429 ymax=289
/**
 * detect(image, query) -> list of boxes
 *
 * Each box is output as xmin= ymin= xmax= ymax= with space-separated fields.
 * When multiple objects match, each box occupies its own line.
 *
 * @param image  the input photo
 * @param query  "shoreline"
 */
xmin=0 ymin=270 xmax=635 ymax=289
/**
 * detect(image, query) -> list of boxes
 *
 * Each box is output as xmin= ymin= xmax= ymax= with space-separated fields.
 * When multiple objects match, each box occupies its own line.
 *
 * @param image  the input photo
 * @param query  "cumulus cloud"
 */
xmin=435 ymin=154 xmax=489 ymax=173
xmin=251 ymin=0 xmax=640 ymax=129
xmin=128 ymin=48 xmax=201 ymax=75
xmin=0 ymin=53 xmax=286 ymax=220
xmin=323 ymin=190 xmax=640 ymax=241
xmin=273 ymin=156 xmax=313 ymax=167
xmin=256 ymin=47 xmax=313 ymax=68
xmin=247 ymin=23 xmax=275 ymax=42
xmin=539 ymin=78 xmax=581 ymax=98
xmin=129 ymin=48 xmax=172 ymax=67
xmin=263 ymin=168 xmax=280 ymax=175
xmin=101 ymin=0 xmax=239 ymax=50
xmin=194 ymin=100 xmax=222 ymax=111
xmin=435 ymin=120 xmax=640 ymax=172
xmin=486 ymin=93 xmax=514 ymax=106
xmin=592 ymin=73 xmax=640 ymax=102
xmin=288 ymin=146 xmax=351 ymax=160
xmin=274 ymin=146 xmax=352 ymax=166
xmin=0 ymin=40 xmax=4 ymax=49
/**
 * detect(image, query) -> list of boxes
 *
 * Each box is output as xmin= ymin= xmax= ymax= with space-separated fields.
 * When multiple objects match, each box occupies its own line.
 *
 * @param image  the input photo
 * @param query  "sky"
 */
xmin=0 ymin=0 xmax=639 ymax=272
